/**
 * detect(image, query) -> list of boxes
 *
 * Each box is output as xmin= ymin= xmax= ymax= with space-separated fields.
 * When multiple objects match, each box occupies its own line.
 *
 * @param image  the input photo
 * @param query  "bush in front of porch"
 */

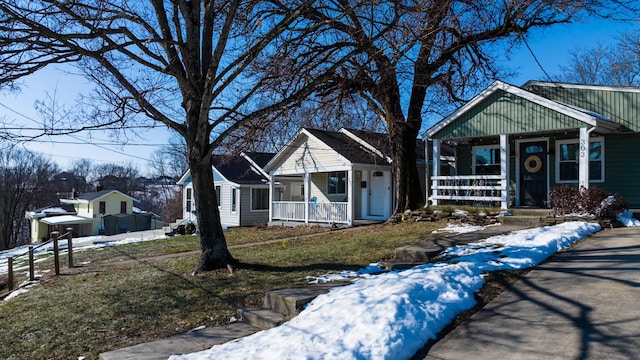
xmin=548 ymin=185 xmax=628 ymax=221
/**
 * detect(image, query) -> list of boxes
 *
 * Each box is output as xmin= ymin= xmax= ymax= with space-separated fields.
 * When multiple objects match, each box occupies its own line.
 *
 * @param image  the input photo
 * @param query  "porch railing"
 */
xmin=272 ymin=201 xmax=305 ymax=221
xmin=272 ymin=201 xmax=349 ymax=224
xmin=430 ymin=175 xmax=508 ymax=207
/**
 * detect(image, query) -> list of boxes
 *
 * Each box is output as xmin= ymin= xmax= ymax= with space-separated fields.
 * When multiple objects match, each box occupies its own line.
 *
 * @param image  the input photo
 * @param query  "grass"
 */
xmin=0 ymin=221 xmax=452 ymax=360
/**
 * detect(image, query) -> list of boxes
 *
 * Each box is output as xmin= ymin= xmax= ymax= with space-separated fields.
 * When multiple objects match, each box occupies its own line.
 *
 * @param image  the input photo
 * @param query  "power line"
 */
xmin=522 ymin=37 xmax=554 ymax=82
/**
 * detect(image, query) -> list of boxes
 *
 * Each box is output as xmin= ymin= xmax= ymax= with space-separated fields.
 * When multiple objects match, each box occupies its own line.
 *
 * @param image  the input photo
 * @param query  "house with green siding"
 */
xmin=424 ymin=80 xmax=640 ymax=209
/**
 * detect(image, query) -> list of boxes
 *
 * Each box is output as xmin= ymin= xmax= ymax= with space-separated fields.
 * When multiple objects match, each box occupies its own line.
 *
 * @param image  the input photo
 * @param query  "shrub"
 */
xmin=185 ymin=222 xmax=197 ymax=234
xmin=548 ymin=185 xmax=629 ymax=219
xmin=548 ymin=184 xmax=580 ymax=216
xmin=578 ymin=187 xmax=610 ymax=216
xmin=596 ymin=194 xmax=629 ymax=220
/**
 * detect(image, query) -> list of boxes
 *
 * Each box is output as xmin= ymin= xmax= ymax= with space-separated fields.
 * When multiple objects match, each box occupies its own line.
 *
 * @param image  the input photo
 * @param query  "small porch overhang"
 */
xmin=40 ymin=215 xmax=94 ymax=225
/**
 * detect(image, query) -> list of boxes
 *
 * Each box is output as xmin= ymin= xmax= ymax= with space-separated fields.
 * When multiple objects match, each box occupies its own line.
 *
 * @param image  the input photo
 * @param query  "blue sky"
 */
xmin=0 ymin=16 xmax=636 ymax=175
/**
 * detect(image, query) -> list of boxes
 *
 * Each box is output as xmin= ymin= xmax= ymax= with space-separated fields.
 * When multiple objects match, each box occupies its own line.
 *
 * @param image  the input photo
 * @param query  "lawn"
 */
xmin=0 ymin=221 xmax=454 ymax=360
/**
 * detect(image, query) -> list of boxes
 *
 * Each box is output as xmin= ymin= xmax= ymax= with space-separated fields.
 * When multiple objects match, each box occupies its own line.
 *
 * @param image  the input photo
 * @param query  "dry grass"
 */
xmin=0 ymin=221 xmax=448 ymax=359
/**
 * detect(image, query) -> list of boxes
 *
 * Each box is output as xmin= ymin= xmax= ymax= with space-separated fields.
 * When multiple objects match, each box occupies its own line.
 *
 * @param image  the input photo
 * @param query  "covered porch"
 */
xmin=268 ymin=167 xmax=393 ymax=226
xmin=425 ymin=81 xmax=620 ymax=209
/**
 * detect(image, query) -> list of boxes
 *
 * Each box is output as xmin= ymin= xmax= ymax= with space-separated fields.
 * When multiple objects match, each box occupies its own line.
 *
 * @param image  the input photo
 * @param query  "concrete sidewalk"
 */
xmin=422 ymin=226 xmax=640 ymax=360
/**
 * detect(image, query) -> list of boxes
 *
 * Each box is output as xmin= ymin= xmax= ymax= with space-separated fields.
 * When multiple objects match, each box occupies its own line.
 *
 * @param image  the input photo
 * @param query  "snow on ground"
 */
xmin=617 ymin=209 xmax=640 ymax=227
xmin=170 ymin=221 xmax=602 ymax=360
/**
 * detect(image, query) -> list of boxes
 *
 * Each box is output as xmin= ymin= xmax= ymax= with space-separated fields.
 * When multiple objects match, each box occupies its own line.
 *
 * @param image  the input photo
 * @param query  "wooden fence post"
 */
xmin=66 ymin=227 xmax=74 ymax=268
xmin=8 ymin=257 xmax=13 ymax=291
xmin=29 ymin=246 xmax=35 ymax=282
xmin=51 ymin=231 xmax=60 ymax=276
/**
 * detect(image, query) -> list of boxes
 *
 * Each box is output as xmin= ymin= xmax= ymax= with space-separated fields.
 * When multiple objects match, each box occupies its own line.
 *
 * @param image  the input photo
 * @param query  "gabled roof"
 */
xmin=523 ymin=80 xmax=640 ymax=94
xmin=60 ymin=189 xmax=138 ymax=204
xmin=212 ymin=152 xmax=275 ymax=185
xmin=178 ymin=152 xmax=275 ymax=186
xmin=424 ymin=80 xmax=621 ymax=139
xmin=304 ymin=128 xmax=389 ymax=165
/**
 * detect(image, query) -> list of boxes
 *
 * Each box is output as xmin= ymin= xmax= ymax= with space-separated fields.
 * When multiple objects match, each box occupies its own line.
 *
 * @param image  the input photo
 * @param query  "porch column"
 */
xmin=304 ymin=172 xmax=310 ymax=224
xmin=268 ymin=172 xmax=274 ymax=223
xmin=578 ymin=127 xmax=591 ymax=190
xmin=500 ymin=134 xmax=510 ymax=209
xmin=347 ymin=167 xmax=354 ymax=224
xmin=431 ymin=139 xmax=441 ymax=206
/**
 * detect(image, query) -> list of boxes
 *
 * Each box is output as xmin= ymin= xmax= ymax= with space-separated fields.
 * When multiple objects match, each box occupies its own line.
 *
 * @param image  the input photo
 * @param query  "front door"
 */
xmin=368 ymin=171 xmax=387 ymax=216
xmin=519 ymin=141 xmax=547 ymax=206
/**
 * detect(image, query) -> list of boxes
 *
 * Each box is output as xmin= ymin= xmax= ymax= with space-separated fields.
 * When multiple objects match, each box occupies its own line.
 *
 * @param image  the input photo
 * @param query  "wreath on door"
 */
xmin=524 ymin=155 xmax=542 ymax=173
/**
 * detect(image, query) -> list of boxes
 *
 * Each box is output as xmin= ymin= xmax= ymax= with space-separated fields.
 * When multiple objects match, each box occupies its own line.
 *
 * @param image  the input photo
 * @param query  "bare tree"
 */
xmin=93 ymin=162 xmax=141 ymax=193
xmin=70 ymin=158 xmax=93 ymax=183
xmin=0 ymin=147 xmax=58 ymax=250
xmin=224 ymin=92 xmax=384 ymax=153
xmin=558 ymin=32 xmax=640 ymax=86
xmin=148 ymin=134 xmax=188 ymax=181
xmin=269 ymin=0 xmax=637 ymax=214
xmin=0 ymin=1 xmax=339 ymax=273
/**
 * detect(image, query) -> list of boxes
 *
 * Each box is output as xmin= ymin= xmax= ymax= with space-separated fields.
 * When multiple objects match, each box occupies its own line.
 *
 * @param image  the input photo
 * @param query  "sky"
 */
xmin=0 ymin=16 xmax=636 ymax=174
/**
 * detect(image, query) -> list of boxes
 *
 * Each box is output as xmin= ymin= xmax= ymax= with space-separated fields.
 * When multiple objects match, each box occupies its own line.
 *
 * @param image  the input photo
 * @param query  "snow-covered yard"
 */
xmin=170 ymin=221 xmax=602 ymax=360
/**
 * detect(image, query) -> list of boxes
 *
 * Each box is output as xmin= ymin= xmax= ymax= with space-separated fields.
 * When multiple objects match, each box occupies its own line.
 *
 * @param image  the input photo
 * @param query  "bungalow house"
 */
xmin=177 ymin=152 xmax=275 ymax=229
xmin=263 ymin=128 xmax=437 ymax=226
xmin=26 ymin=189 xmax=162 ymax=242
xmin=424 ymin=80 xmax=640 ymax=209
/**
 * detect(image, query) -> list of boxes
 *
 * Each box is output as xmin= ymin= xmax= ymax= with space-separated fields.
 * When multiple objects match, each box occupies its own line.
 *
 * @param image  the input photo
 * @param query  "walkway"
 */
xmin=422 ymin=226 xmax=640 ymax=360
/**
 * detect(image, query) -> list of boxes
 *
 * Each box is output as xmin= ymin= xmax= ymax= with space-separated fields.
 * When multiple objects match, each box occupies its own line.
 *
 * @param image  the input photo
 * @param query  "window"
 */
xmin=328 ymin=171 xmax=346 ymax=194
xmin=120 ymin=201 xmax=127 ymax=214
xmin=251 ymin=188 xmax=269 ymax=211
xmin=231 ymin=188 xmax=237 ymax=212
xmin=556 ymin=138 xmax=604 ymax=183
xmin=186 ymin=188 xmax=192 ymax=212
xmin=215 ymin=186 xmax=221 ymax=207
xmin=473 ymin=145 xmax=500 ymax=175
xmin=99 ymin=201 xmax=106 ymax=214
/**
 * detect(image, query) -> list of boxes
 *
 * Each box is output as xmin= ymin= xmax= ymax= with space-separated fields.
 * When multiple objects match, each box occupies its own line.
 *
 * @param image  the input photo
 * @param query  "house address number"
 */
xmin=580 ymin=138 xmax=587 ymax=158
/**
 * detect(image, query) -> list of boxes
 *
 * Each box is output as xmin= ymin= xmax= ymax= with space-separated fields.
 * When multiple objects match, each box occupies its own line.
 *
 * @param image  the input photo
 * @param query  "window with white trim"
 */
xmin=472 ymin=145 xmax=500 ymax=175
xmin=186 ymin=188 xmax=192 ymax=212
xmin=231 ymin=188 xmax=237 ymax=213
xmin=556 ymin=137 xmax=604 ymax=183
xmin=328 ymin=171 xmax=346 ymax=194
xmin=251 ymin=188 xmax=269 ymax=211
xmin=215 ymin=185 xmax=221 ymax=207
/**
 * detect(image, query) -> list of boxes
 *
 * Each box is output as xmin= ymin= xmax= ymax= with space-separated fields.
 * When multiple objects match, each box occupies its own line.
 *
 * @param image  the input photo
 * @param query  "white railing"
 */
xmin=272 ymin=201 xmax=305 ymax=221
xmin=309 ymin=202 xmax=349 ymax=223
xmin=272 ymin=201 xmax=349 ymax=224
xmin=430 ymin=175 xmax=508 ymax=207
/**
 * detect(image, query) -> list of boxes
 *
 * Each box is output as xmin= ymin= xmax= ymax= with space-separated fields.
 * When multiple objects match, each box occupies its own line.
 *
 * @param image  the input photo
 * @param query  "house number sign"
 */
xmin=580 ymin=139 xmax=587 ymax=158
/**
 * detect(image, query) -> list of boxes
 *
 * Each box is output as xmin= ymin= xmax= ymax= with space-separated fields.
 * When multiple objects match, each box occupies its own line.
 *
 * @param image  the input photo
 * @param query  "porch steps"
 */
xmin=238 ymin=280 xmax=352 ymax=330
xmin=500 ymin=209 xmax=551 ymax=227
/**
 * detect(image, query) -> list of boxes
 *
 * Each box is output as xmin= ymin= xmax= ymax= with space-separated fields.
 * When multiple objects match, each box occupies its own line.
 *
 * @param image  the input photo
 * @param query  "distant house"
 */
xmin=26 ymin=189 xmax=163 ymax=243
xmin=177 ymin=152 xmax=275 ymax=229
xmin=263 ymin=128 xmax=449 ymax=226
xmin=50 ymin=171 xmax=88 ymax=196
xmin=424 ymin=80 xmax=640 ymax=209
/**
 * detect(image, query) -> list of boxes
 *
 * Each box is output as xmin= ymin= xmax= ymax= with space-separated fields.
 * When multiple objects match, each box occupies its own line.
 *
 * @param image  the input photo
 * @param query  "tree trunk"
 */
xmin=389 ymin=121 xmax=424 ymax=215
xmin=188 ymin=146 xmax=237 ymax=274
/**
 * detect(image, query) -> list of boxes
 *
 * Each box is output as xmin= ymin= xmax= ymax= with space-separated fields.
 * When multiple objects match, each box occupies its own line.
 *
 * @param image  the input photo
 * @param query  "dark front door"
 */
xmin=520 ymin=141 xmax=547 ymax=206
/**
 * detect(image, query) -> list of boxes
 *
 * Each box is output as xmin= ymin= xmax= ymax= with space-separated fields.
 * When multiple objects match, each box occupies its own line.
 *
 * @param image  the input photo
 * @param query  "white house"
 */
xmin=263 ymin=128 xmax=429 ymax=226
xmin=178 ymin=152 xmax=275 ymax=229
